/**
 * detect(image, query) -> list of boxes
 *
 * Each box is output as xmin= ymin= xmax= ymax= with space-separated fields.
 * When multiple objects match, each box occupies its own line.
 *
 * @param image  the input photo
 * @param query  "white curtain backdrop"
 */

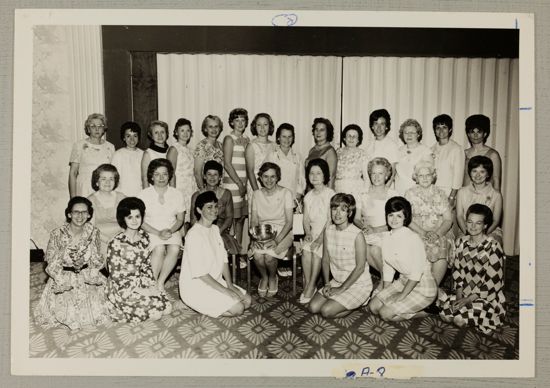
xmin=31 ymin=25 xmax=104 ymax=247
xmin=157 ymin=54 xmax=342 ymax=159
xmin=342 ymin=57 xmax=519 ymax=255
xmin=157 ymin=54 xmax=519 ymax=255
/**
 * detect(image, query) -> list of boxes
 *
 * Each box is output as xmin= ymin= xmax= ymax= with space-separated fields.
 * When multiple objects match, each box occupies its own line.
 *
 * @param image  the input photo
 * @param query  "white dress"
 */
xmin=111 ymin=147 xmax=144 ymax=196
xmin=138 ymin=186 xmax=185 ymax=247
xmin=69 ymin=138 xmax=115 ymax=197
xmin=302 ymin=186 xmax=335 ymax=256
xmin=179 ymin=223 xmax=245 ymax=317
xmin=366 ymin=136 xmax=399 ymax=164
xmin=394 ymin=143 xmax=433 ymax=195
xmin=172 ymin=142 xmax=196 ymax=222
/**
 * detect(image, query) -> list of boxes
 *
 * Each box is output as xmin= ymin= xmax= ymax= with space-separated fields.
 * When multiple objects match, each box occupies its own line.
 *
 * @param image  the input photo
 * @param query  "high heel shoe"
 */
xmin=267 ymin=276 xmax=279 ymax=297
xmin=257 ymin=278 xmax=268 ymax=297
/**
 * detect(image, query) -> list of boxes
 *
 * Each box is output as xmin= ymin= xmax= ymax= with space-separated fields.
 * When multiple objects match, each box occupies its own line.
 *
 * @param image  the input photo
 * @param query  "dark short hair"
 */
xmin=369 ymin=109 xmax=391 ymax=135
xmin=147 ymin=158 xmax=174 ymax=185
xmin=432 ymin=114 xmax=453 ymax=136
xmin=147 ymin=120 xmax=169 ymax=143
xmin=65 ymin=196 xmax=93 ymax=223
xmin=84 ymin=113 xmax=107 ymax=136
xmin=385 ymin=196 xmax=412 ymax=227
xmin=91 ymin=164 xmax=120 ymax=191
xmin=228 ymin=108 xmax=249 ymax=129
xmin=342 ymin=124 xmax=363 ymax=146
xmin=275 ymin=123 xmax=295 ymax=146
xmin=258 ymin=162 xmax=281 ymax=184
xmin=465 ymin=114 xmax=491 ymax=142
xmin=311 ymin=117 xmax=334 ymax=142
xmin=306 ymin=158 xmax=330 ymax=186
xmin=194 ymin=190 xmax=218 ymax=220
xmin=203 ymin=160 xmax=223 ymax=175
xmin=250 ymin=113 xmax=275 ymax=137
xmin=330 ymin=193 xmax=356 ymax=223
xmin=399 ymin=118 xmax=423 ymax=143
xmin=120 ymin=121 xmax=141 ymax=142
xmin=201 ymin=115 xmax=223 ymax=137
xmin=116 ymin=197 xmax=146 ymax=229
xmin=467 ymin=155 xmax=493 ymax=181
xmin=173 ymin=118 xmax=193 ymax=143
xmin=466 ymin=203 xmax=493 ymax=230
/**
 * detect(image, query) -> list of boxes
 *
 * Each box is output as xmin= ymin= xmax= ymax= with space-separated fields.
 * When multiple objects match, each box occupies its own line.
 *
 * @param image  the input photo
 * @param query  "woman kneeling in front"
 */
xmin=179 ymin=191 xmax=251 ymax=317
xmin=308 ymin=193 xmax=372 ymax=318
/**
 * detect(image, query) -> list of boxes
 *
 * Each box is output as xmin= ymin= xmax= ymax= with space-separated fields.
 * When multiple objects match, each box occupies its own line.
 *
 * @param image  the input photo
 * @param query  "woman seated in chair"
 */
xmin=179 ymin=191 xmax=251 ymax=317
xmin=308 ymin=193 xmax=372 ymax=318
xmin=250 ymin=162 xmax=294 ymax=298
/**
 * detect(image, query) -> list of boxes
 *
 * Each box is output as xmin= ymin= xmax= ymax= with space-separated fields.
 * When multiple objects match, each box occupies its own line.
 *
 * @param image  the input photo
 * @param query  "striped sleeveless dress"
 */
xmin=223 ymin=133 xmax=249 ymax=218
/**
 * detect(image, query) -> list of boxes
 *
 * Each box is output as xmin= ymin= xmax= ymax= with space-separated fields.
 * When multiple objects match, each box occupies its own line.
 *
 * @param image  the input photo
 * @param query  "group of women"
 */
xmin=34 ymin=109 xmax=506 ymax=335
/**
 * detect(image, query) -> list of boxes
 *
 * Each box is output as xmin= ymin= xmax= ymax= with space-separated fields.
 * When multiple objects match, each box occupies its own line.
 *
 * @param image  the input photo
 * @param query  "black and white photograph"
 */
xmin=11 ymin=9 xmax=535 ymax=378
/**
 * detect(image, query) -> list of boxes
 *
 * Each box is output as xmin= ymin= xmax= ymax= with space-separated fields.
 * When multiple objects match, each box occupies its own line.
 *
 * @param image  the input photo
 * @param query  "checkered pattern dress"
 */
xmin=325 ymin=224 xmax=372 ymax=309
xmin=437 ymin=235 xmax=506 ymax=334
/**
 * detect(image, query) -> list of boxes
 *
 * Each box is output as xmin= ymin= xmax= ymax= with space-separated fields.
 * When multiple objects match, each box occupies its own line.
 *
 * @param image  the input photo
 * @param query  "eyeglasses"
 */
xmin=71 ymin=210 xmax=89 ymax=216
xmin=89 ymin=124 xmax=105 ymax=129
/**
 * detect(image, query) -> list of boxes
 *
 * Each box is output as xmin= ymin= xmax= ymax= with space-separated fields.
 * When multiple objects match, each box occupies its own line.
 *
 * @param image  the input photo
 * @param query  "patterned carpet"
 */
xmin=28 ymin=258 xmax=519 ymax=359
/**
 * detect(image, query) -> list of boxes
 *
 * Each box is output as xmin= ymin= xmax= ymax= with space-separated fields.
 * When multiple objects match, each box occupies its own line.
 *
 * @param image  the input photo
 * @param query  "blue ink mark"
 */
xmin=345 ymin=370 xmax=356 ymax=379
xmin=519 ymin=107 xmax=532 ymax=111
xmin=272 ymin=13 xmax=298 ymax=27
xmin=515 ymin=19 xmax=518 ymax=29
xmin=520 ymin=303 xmax=534 ymax=307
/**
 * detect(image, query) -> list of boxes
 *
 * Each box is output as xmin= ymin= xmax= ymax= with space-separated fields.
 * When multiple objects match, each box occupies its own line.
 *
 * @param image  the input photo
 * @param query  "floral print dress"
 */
xmin=105 ymin=230 xmax=171 ymax=322
xmin=33 ymin=223 xmax=109 ymax=330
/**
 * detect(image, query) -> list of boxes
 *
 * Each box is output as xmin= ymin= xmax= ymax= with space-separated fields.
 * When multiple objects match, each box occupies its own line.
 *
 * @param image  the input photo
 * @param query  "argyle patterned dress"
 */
xmin=437 ymin=235 xmax=506 ymax=334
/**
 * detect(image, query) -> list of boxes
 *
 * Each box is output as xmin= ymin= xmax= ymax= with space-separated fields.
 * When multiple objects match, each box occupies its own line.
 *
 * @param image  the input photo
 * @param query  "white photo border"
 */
xmin=11 ymin=9 xmax=535 ymax=378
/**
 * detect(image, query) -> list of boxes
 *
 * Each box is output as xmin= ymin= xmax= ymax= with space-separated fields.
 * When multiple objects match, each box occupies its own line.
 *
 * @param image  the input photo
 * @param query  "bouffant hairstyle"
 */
xmin=412 ymin=160 xmax=437 ymax=185
xmin=306 ymin=158 xmax=330 ymax=186
xmin=84 ymin=113 xmax=107 ymax=136
xmin=116 ymin=197 xmax=146 ymax=229
xmin=465 ymin=114 xmax=491 ymax=142
xmin=385 ymin=196 xmax=412 ymax=227
xmin=201 ymin=115 xmax=223 ymax=137
xmin=147 ymin=158 xmax=174 ymax=185
xmin=173 ymin=118 xmax=193 ymax=143
xmin=91 ymin=164 xmax=120 ymax=191
xmin=467 ymin=155 xmax=493 ymax=182
xmin=194 ymin=190 xmax=218 ymax=220
xmin=203 ymin=160 xmax=223 ymax=176
xmin=342 ymin=124 xmax=363 ymax=146
xmin=275 ymin=123 xmax=295 ymax=146
xmin=330 ymin=193 xmax=356 ymax=223
xmin=228 ymin=108 xmax=249 ymax=129
xmin=311 ymin=117 xmax=334 ymax=142
xmin=399 ymin=118 xmax=423 ymax=143
xmin=250 ymin=113 xmax=275 ymax=137
xmin=258 ymin=162 xmax=281 ymax=184
xmin=466 ymin=203 xmax=493 ymax=231
xmin=65 ymin=196 xmax=93 ymax=223
xmin=369 ymin=109 xmax=391 ymax=135
xmin=432 ymin=114 xmax=453 ymax=137
xmin=147 ymin=120 xmax=169 ymax=143
xmin=120 ymin=121 xmax=141 ymax=142
xmin=367 ymin=157 xmax=393 ymax=184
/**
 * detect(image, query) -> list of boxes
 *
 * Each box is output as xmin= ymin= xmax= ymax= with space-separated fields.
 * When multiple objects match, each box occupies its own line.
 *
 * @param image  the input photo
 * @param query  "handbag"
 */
xmin=30 ymin=239 xmax=45 ymax=262
xmin=292 ymin=199 xmax=304 ymax=236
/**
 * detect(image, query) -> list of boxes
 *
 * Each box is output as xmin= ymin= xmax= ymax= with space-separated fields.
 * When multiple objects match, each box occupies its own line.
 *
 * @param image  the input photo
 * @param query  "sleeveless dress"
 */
xmin=359 ymin=188 xmax=399 ymax=246
xmin=111 ymin=147 xmax=144 ymax=196
xmin=172 ymin=142 xmax=197 ymax=222
xmin=302 ymin=186 xmax=335 ymax=257
xmin=222 ymin=133 xmax=249 ymax=218
xmin=69 ymin=138 xmax=115 ymax=197
xmin=247 ymin=139 xmax=275 ymax=193
xmin=335 ymin=146 xmax=369 ymax=201
xmin=457 ymin=183 xmax=503 ymax=243
xmin=88 ymin=191 xmax=125 ymax=257
xmin=324 ymin=223 xmax=372 ymax=309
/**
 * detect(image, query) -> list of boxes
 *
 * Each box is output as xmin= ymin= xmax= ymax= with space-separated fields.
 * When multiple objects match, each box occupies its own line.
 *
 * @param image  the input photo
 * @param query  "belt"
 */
xmin=62 ymin=264 xmax=89 ymax=273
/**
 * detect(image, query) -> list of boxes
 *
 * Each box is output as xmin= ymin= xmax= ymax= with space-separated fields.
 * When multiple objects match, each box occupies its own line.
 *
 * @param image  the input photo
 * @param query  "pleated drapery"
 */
xmin=157 ymin=54 xmax=342 ymax=159
xmin=157 ymin=54 xmax=519 ymax=255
